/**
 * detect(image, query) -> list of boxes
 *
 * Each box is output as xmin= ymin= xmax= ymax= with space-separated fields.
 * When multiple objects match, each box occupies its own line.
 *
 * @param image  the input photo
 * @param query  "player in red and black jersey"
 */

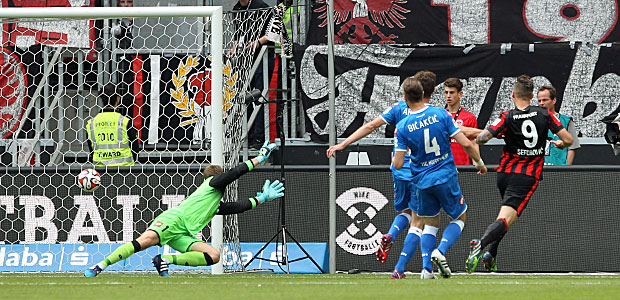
xmin=487 ymin=108 xmax=563 ymax=179
xmin=462 ymin=75 xmax=573 ymax=273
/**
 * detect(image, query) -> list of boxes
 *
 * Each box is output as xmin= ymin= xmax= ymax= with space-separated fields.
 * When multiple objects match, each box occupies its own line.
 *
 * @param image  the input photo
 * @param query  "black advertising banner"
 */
xmin=307 ymin=0 xmax=620 ymax=45
xmin=294 ymin=43 xmax=620 ymax=142
xmin=236 ymin=166 xmax=620 ymax=273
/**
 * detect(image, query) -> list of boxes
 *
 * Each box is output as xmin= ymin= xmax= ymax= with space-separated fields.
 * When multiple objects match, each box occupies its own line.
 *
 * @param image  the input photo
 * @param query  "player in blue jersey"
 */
xmin=393 ymin=77 xmax=487 ymax=279
xmin=327 ymin=71 xmax=437 ymax=275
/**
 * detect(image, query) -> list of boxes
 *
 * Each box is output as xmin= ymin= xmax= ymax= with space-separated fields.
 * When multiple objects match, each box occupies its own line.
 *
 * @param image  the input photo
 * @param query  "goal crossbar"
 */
xmin=0 ymin=6 xmax=222 ymax=19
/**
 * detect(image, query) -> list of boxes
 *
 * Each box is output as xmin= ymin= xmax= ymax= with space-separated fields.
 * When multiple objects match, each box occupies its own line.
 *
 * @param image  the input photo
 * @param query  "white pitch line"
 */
xmin=0 ymin=280 xmax=614 ymax=287
xmin=0 ymin=282 xmax=128 ymax=286
xmin=1 ymin=273 xmax=619 ymax=280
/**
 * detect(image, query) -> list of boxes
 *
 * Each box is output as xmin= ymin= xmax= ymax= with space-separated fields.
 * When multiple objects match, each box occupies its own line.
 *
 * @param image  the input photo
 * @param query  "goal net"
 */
xmin=0 ymin=5 xmax=281 ymax=274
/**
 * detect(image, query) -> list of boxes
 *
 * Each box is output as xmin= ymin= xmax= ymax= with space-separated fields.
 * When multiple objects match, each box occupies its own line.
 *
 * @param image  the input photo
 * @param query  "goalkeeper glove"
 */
xmin=255 ymin=179 xmax=285 ymax=204
xmin=255 ymin=141 xmax=277 ymax=164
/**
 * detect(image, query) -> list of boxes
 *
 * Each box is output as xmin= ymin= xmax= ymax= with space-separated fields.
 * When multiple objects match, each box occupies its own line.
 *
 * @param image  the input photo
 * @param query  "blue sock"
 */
xmin=438 ymin=220 xmax=465 ymax=255
xmin=394 ymin=227 xmax=422 ymax=273
xmin=387 ymin=213 xmax=411 ymax=239
xmin=420 ymin=226 xmax=438 ymax=272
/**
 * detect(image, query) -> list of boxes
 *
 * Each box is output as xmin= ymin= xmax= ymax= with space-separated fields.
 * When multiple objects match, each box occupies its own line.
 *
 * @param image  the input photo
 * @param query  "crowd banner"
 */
xmin=295 ymin=43 xmax=620 ymax=142
xmin=307 ymin=0 xmax=620 ymax=45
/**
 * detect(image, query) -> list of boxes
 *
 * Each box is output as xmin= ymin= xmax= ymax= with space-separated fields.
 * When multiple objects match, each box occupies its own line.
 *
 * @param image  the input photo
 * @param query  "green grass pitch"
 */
xmin=2 ymin=273 xmax=619 ymax=299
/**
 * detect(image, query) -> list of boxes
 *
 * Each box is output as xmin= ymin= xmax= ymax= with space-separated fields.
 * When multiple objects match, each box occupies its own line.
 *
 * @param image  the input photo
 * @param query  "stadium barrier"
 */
xmin=1 ymin=165 xmax=619 ymax=273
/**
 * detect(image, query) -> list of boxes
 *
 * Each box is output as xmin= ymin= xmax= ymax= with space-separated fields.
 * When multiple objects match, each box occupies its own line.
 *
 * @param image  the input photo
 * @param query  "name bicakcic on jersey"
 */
xmin=406 ymin=115 xmax=439 ymax=132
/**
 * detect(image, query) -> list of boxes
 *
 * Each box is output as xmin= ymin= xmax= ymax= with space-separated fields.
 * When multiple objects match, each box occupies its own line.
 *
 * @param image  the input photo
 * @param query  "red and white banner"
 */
xmin=1 ymin=0 xmax=96 ymax=48
xmin=307 ymin=0 xmax=620 ymax=45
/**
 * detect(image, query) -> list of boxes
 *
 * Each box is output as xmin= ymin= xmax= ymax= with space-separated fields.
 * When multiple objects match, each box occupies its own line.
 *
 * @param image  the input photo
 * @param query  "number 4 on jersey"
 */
xmin=424 ymin=128 xmax=440 ymax=156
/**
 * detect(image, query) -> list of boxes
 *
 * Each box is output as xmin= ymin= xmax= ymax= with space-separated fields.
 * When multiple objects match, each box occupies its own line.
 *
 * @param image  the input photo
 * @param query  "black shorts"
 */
xmin=496 ymin=173 xmax=539 ymax=216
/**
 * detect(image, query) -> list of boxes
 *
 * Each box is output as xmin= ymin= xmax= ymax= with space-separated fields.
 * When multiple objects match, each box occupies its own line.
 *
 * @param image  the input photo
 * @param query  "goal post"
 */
xmin=208 ymin=8 xmax=225 ymax=277
xmin=0 ymin=5 xmax=275 ymax=275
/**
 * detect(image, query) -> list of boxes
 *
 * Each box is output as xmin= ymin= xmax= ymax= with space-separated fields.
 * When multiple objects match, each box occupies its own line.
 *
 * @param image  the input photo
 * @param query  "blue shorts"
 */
xmin=416 ymin=176 xmax=466 ymax=219
xmin=393 ymin=177 xmax=418 ymax=213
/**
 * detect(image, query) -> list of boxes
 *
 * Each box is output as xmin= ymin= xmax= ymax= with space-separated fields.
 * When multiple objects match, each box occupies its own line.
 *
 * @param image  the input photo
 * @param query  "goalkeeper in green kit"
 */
xmin=84 ymin=141 xmax=283 ymax=277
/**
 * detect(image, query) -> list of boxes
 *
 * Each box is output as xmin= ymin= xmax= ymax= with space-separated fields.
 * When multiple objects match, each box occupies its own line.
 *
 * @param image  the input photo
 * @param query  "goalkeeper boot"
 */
xmin=152 ymin=254 xmax=171 ymax=277
xmin=481 ymin=252 xmax=497 ymax=272
xmin=420 ymin=269 xmax=437 ymax=279
xmin=431 ymin=249 xmax=451 ymax=278
xmin=84 ymin=265 xmax=103 ymax=277
xmin=465 ymin=239 xmax=482 ymax=274
xmin=391 ymin=270 xmax=405 ymax=279
xmin=376 ymin=233 xmax=393 ymax=264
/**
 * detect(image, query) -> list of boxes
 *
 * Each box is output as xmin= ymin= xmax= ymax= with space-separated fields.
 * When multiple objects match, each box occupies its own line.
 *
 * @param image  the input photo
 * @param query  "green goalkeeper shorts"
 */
xmin=146 ymin=209 xmax=202 ymax=253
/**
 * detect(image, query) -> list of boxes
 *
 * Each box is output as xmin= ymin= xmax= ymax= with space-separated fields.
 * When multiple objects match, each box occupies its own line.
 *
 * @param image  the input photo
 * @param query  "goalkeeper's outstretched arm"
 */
xmin=217 ymin=180 xmax=285 ymax=215
xmin=208 ymin=159 xmax=258 ymax=190
xmin=209 ymin=141 xmax=277 ymax=190
xmin=217 ymin=199 xmax=256 ymax=215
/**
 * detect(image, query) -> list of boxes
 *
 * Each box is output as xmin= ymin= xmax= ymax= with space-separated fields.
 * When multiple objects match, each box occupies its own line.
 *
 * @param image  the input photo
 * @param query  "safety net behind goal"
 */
xmin=0 ymin=6 xmax=283 ymax=273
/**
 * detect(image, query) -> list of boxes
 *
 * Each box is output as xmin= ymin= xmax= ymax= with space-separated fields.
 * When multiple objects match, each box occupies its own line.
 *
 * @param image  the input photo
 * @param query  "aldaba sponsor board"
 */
xmin=0 ymin=243 xmax=327 ymax=273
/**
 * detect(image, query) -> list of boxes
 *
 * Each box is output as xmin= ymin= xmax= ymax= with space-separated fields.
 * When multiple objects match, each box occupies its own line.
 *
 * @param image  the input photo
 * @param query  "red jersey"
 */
xmin=448 ymin=108 xmax=478 ymax=165
xmin=487 ymin=106 xmax=564 ymax=179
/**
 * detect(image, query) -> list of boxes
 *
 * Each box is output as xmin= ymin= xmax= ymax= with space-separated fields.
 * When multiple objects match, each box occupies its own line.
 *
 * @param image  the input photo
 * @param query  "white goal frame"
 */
xmin=0 ymin=6 xmax=225 ymax=275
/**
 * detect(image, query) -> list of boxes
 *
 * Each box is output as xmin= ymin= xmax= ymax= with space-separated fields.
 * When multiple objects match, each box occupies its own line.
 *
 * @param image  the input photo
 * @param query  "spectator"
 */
xmin=85 ymin=84 xmax=139 ymax=166
xmin=537 ymin=85 xmax=580 ymax=165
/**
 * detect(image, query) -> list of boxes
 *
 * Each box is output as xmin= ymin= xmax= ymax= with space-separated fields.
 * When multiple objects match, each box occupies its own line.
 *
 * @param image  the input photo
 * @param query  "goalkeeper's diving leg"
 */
xmin=152 ymin=240 xmax=220 ymax=277
xmin=84 ymin=230 xmax=160 ymax=277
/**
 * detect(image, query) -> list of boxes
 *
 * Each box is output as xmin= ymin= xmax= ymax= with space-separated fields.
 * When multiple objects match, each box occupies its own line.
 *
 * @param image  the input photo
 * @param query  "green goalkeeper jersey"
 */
xmin=169 ymin=160 xmax=256 ymax=236
xmin=171 ymin=177 xmax=221 ymax=236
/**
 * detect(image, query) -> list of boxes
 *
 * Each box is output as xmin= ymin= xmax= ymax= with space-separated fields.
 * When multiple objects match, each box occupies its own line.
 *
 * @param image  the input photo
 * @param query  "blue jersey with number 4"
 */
xmin=380 ymin=101 xmax=425 ymax=181
xmin=394 ymin=106 xmax=461 ymax=189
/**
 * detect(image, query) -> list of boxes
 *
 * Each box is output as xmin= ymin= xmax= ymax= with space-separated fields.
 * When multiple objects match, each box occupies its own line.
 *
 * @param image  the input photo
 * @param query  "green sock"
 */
xmin=100 ymin=242 xmax=138 ymax=268
xmin=162 ymin=252 xmax=212 ymax=267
